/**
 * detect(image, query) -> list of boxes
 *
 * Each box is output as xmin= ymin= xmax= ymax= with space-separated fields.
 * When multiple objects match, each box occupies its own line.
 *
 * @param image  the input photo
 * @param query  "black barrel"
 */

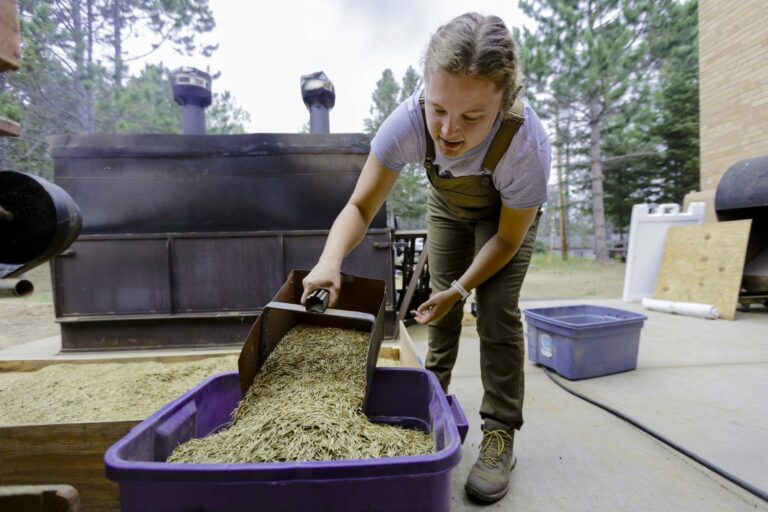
xmin=715 ymin=156 xmax=768 ymax=292
xmin=0 ymin=171 xmax=81 ymax=278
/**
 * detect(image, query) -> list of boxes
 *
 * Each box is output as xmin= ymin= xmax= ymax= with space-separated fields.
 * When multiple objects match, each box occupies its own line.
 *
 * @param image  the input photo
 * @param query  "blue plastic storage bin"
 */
xmin=524 ymin=305 xmax=646 ymax=380
xmin=104 ymin=367 xmax=468 ymax=512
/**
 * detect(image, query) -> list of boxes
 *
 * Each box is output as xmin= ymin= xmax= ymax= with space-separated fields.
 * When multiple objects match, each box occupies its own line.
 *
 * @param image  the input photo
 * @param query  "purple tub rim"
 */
xmin=523 ymin=304 xmax=647 ymax=330
xmin=104 ymin=368 xmax=463 ymax=482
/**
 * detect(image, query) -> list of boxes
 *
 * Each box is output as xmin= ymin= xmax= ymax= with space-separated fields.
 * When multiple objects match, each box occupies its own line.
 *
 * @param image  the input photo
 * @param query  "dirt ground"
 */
xmin=0 ymin=264 xmax=58 ymax=350
xmin=0 ymin=255 xmax=626 ymax=351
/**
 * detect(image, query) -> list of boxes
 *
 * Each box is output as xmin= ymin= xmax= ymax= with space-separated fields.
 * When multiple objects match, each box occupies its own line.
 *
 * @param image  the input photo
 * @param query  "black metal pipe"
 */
xmin=182 ymin=107 xmax=206 ymax=136
xmin=171 ymin=67 xmax=212 ymax=135
xmin=0 ymin=278 xmax=34 ymax=297
xmin=301 ymin=71 xmax=335 ymax=134
xmin=308 ymin=105 xmax=330 ymax=134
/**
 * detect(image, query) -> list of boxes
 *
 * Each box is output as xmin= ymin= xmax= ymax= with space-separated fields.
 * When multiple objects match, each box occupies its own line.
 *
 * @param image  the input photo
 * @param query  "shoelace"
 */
xmin=479 ymin=429 xmax=513 ymax=468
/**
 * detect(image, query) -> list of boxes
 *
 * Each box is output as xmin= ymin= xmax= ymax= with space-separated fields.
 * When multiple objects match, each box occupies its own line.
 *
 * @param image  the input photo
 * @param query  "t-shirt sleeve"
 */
xmin=370 ymin=93 xmax=424 ymax=172
xmin=494 ymin=106 xmax=551 ymax=209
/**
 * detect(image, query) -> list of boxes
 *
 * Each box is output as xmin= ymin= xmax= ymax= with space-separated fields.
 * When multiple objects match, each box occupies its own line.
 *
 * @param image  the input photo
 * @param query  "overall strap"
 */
xmin=480 ymin=97 xmax=525 ymax=174
xmin=418 ymin=93 xmax=436 ymax=172
xmin=419 ymin=91 xmax=526 ymax=175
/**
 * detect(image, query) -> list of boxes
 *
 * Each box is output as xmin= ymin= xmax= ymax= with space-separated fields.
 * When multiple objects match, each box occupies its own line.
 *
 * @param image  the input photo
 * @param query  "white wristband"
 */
xmin=451 ymin=280 xmax=471 ymax=300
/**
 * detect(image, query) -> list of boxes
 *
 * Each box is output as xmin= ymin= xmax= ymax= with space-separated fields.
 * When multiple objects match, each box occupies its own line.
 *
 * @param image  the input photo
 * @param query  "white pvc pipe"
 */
xmin=641 ymin=297 xmax=719 ymax=319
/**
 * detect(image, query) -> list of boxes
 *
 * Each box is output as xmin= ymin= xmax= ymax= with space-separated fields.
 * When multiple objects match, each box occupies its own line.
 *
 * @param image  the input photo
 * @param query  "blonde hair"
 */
xmin=423 ymin=12 xmax=522 ymax=110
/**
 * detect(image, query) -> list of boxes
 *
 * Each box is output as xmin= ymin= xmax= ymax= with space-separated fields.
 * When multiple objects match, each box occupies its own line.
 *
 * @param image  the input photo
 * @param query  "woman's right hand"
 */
xmin=301 ymin=263 xmax=341 ymax=308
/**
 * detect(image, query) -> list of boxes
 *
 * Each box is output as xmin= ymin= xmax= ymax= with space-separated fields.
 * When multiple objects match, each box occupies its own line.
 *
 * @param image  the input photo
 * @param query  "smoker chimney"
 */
xmin=301 ymin=71 xmax=335 ymax=133
xmin=171 ymin=67 xmax=212 ymax=135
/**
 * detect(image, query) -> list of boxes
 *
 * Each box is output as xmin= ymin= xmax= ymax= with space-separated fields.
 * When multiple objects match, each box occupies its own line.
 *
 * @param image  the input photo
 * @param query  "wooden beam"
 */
xmin=0 ymin=485 xmax=80 ymax=510
xmin=0 ymin=115 xmax=20 ymax=137
xmin=0 ymin=0 xmax=20 ymax=71
xmin=397 ymin=239 xmax=429 ymax=325
xmin=0 ymin=420 xmax=135 ymax=510
xmin=0 ymin=351 xmax=239 ymax=372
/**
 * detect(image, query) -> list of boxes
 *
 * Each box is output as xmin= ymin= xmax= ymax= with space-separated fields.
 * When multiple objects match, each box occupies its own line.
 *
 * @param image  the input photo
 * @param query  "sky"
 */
xmin=135 ymin=0 xmax=530 ymax=133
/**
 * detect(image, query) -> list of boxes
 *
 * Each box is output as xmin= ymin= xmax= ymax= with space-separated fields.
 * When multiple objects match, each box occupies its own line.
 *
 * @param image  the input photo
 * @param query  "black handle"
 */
xmin=306 ymin=288 xmax=330 ymax=313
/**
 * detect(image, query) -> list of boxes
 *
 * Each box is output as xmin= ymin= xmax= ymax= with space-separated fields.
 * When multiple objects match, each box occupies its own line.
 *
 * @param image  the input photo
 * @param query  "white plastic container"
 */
xmin=622 ymin=203 xmax=706 ymax=302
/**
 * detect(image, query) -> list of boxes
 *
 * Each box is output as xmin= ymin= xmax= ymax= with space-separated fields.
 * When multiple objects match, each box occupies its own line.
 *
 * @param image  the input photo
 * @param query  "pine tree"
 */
xmin=364 ymin=67 xmax=427 ymax=228
xmin=0 ymin=0 xmax=247 ymax=177
xmin=364 ymin=69 xmax=399 ymax=134
xmin=648 ymin=0 xmax=699 ymax=204
xmin=521 ymin=0 xmax=654 ymax=261
xmin=399 ymin=65 xmax=421 ymax=103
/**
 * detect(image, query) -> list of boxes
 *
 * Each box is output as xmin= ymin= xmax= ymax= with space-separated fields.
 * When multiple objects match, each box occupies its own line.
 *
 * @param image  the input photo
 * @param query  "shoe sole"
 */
xmin=464 ymin=457 xmax=517 ymax=504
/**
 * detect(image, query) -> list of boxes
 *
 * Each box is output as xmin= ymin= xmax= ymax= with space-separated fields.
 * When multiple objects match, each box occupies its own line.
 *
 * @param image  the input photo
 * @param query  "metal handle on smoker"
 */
xmin=266 ymin=301 xmax=377 ymax=324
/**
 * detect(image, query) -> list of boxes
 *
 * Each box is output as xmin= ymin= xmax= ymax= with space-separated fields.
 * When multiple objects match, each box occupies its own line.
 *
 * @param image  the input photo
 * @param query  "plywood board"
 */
xmin=654 ymin=220 xmax=752 ymax=320
xmin=0 ymin=0 xmax=20 ymax=71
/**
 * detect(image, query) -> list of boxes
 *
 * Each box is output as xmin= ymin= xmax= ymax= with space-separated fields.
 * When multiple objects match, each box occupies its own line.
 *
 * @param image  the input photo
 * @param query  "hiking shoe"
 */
xmin=465 ymin=419 xmax=517 ymax=503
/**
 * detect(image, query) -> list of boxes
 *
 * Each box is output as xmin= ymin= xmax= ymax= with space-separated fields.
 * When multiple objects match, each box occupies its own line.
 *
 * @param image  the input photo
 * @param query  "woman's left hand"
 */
xmin=413 ymin=289 xmax=461 ymax=324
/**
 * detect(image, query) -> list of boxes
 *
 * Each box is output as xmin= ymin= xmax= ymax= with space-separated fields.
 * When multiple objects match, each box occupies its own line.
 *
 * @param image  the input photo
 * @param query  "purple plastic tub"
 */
xmin=104 ymin=367 xmax=468 ymax=512
xmin=524 ymin=305 xmax=647 ymax=380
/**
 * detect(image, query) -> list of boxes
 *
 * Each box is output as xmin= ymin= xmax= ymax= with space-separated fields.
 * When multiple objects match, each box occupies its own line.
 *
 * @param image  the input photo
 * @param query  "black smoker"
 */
xmin=49 ymin=131 xmax=394 ymax=351
xmin=716 ymin=155 xmax=768 ymax=307
xmin=301 ymin=71 xmax=335 ymax=134
xmin=171 ymin=67 xmax=212 ymax=135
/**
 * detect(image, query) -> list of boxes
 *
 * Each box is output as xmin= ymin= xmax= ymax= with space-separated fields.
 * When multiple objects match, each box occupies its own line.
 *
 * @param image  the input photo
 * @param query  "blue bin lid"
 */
xmin=523 ymin=305 xmax=646 ymax=330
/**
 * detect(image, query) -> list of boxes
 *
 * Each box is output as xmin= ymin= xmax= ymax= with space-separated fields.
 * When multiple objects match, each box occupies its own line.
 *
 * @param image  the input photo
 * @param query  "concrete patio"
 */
xmin=404 ymin=298 xmax=768 ymax=511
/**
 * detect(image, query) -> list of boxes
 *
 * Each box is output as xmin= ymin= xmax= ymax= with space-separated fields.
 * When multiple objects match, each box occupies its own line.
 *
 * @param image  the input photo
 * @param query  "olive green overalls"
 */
xmin=419 ymin=96 xmax=542 ymax=431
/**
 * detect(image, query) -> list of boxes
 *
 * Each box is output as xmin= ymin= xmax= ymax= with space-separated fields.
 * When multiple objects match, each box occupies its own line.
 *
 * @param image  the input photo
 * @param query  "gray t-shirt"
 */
xmin=371 ymin=90 xmax=551 ymax=209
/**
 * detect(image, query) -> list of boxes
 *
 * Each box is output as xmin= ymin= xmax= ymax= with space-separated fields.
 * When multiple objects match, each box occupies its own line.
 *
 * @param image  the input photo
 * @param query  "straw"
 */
xmin=0 ymin=356 xmax=237 ymax=425
xmin=167 ymin=325 xmax=433 ymax=463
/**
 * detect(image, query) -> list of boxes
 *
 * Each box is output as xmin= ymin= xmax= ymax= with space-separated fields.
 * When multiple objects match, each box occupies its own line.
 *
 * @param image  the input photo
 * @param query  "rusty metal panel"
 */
xmin=283 ymin=230 xmax=393 ymax=297
xmin=54 ymin=239 xmax=171 ymax=316
xmin=60 ymin=316 xmax=253 ymax=351
xmin=50 ymin=134 xmax=383 ymax=234
xmin=171 ymin=236 xmax=283 ymax=313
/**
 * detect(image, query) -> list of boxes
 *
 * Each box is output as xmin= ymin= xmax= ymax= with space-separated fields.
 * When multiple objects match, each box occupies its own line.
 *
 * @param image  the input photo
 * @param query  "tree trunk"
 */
xmin=112 ymin=0 xmax=123 ymax=87
xmin=549 ymin=198 xmax=557 ymax=254
xmin=86 ymin=0 xmax=94 ymax=132
xmin=589 ymin=98 xmax=609 ymax=262
xmin=555 ymin=109 xmax=568 ymax=260
xmin=71 ymin=0 xmax=88 ymax=131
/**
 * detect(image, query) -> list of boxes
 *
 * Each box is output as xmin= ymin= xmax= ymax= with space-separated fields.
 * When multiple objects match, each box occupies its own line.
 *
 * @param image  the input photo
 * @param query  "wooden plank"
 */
xmin=395 ymin=321 xmax=421 ymax=368
xmin=0 ymin=485 xmax=80 ymax=510
xmin=0 ymin=420 xmax=136 ymax=511
xmin=0 ymin=0 xmax=20 ymax=71
xmin=377 ymin=323 xmax=421 ymax=368
xmin=654 ymin=220 xmax=752 ymax=320
xmin=0 ymin=350 xmax=239 ymax=372
xmin=379 ymin=322 xmax=423 ymax=368
xmin=0 ymin=116 xmax=21 ymax=137
xmin=397 ymin=239 xmax=429 ymax=325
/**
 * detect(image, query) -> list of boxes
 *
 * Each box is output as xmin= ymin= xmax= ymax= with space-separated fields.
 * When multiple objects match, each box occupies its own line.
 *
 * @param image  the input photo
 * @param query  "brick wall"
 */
xmin=699 ymin=0 xmax=768 ymax=191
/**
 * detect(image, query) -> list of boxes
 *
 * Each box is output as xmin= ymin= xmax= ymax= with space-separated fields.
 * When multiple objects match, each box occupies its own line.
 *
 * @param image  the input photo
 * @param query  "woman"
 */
xmin=301 ymin=12 xmax=550 ymax=504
